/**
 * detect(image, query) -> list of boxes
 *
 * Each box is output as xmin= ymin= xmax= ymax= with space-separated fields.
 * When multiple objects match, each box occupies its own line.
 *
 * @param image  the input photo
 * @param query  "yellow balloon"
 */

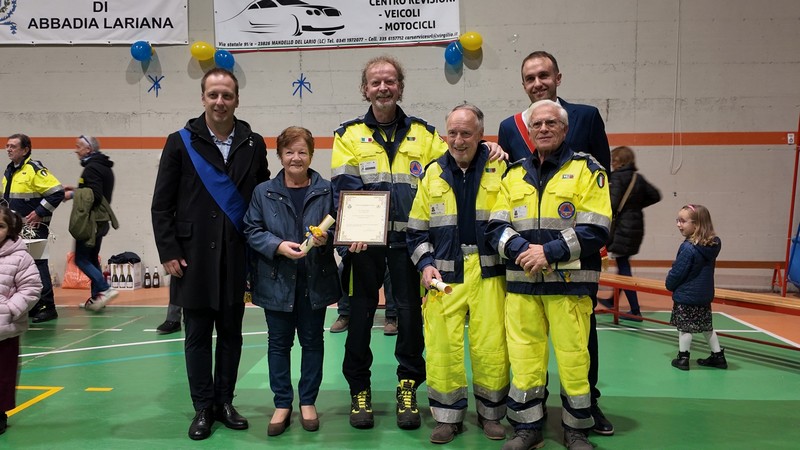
xmin=459 ymin=31 xmax=483 ymax=52
xmin=190 ymin=41 xmax=215 ymax=61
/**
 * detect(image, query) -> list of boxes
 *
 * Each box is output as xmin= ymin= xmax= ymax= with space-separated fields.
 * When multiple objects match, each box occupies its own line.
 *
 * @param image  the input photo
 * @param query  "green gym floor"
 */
xmin=6 ymin=292 xmax=800 ymax=449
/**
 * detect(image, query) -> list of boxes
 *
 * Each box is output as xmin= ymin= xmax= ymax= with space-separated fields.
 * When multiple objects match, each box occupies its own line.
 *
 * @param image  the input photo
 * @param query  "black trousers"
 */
xmin=33 ymin=259 xmax=54 ymax=309
xmin=183 ymin=300 xmax=245 ymax=411
xmin=342 ymin=246 xmax=425 ymax=394
xmin=0 ymin=336 xmax=19 ymax=412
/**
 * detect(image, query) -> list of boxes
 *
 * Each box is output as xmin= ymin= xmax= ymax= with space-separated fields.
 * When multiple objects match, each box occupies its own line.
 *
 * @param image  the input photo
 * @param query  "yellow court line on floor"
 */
xmin=85 ymin=387 xmax=114 ymax=392
xmin=8 ymin=386 xmax=63 ymax=417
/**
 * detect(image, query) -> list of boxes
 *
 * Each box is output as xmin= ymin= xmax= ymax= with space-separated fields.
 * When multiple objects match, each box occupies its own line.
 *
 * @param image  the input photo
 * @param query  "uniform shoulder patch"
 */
xmin=596 ymin=173 xmax=606 ymax=188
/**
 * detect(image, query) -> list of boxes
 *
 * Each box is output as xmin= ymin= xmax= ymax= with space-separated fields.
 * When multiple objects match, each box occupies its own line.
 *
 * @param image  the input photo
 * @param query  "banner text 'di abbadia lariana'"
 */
xmin=0 ymin=0 xmax=187 ymax=44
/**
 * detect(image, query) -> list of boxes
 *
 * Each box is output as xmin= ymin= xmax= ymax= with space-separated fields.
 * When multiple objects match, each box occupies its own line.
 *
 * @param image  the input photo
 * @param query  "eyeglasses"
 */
xmin=676 ymin=218 xmax=694 ymax=225
xmin=529 ymin=119 xmax=563 ymax=130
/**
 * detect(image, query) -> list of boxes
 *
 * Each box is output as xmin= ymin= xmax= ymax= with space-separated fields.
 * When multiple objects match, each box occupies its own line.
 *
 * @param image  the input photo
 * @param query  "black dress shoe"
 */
xmin=215 ymin=403 xmax=249 ymax=430
xmin=591 ymin=405 xmax=615 ymax=436
xmin=156 ymin=320 xmax=181 ymax=335
xmin=188 ymin=408 xmax=214 ymax=440
xmin=32 ymin=307 xmax=58 ymax=323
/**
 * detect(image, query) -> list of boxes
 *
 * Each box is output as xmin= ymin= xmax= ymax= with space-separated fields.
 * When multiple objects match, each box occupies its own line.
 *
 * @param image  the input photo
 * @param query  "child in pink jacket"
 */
xmin=0 ymin=206 xmax=43 ymax=434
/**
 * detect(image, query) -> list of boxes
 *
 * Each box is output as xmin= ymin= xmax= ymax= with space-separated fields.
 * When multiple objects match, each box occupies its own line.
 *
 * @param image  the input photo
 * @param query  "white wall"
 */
xmin=2 ymin=0 xmax=799 ymax=290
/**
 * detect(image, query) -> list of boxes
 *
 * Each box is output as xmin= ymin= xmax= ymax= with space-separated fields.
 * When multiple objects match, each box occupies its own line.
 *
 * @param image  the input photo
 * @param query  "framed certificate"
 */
xmin=334 ymin=191 xmax=390 ymax=246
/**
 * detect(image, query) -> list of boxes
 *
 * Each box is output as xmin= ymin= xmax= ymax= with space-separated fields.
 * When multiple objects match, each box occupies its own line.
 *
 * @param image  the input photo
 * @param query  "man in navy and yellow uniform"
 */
xmin=331 ymin=56 xmax=449 ymax=431
xmin=3 ymin=133 xmax=65 ymax=323
xmin=407 ymin=104 xmax=509 ymax=445
xmin=498 ymin=51 xmax=614 ymax=438
xmin=331 ymin=56 xmax=507 ymax=431
xmin=487 ymin=100 xmax=611 ymax=450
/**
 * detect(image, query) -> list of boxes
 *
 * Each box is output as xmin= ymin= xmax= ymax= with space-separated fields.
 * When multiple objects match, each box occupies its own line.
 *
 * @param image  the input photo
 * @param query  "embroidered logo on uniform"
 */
xmin=562 ymin=174 xmax=574 ymax=179
xmin=361 ymin=137 xmax=373 ymax=143
xmin=409 ymin=160 xmax=423 ymax=177
xmin=558 ymin=202 xmax=576 ymax=219
xmin=596 ymin=173 xmax=606 ymax=188
xmin=431 ymin=202 xmax=445 ymax=215
xmin=485 ymin=167 xmax=496 ymax=173
xmin=406 ymin=136 xmax=416 ymax=141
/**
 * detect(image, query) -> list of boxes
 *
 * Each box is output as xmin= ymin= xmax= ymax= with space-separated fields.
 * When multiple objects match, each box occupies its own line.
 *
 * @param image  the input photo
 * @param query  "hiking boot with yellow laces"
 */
xmin=349 ymin=389 xmax=374 ymax=429
xmin=396 ymin=379 xmax=420 ymax=429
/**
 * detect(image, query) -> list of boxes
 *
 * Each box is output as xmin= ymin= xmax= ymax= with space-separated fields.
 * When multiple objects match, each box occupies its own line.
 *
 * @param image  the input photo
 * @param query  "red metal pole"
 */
xmin=783 ymin=114 xmax=800 ymax=296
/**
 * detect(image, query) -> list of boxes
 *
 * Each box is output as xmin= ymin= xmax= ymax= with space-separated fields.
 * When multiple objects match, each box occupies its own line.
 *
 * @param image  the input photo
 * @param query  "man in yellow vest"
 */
xmin=3 ymin=133 xmax=65 ymax=323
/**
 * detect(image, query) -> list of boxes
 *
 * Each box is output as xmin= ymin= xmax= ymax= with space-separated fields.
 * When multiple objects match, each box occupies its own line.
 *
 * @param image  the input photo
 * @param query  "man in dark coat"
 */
xmin=151 ymin=68 xmax=270 ymax=440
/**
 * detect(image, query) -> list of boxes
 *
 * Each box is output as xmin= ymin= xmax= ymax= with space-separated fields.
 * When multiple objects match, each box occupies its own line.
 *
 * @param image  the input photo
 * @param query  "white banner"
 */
xmin=214 ymin=0 xmax=460 ymax=51
xmin=0 ymin=0 xmax=188 ymax=45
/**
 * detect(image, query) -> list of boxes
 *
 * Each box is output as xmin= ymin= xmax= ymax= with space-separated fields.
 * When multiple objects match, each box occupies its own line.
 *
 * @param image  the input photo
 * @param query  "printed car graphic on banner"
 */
xmin=223 ymin=0 xmax=344 ymax=37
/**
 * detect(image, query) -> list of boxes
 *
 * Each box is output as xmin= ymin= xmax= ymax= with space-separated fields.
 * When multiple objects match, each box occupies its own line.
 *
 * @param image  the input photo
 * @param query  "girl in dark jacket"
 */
xmin=604 ymin=146 xmax=661 ymax=320
xmin=665 ymin=204 xmax=725 ymax=371
xmin=244 ymin=127 xmax=340 ymax=435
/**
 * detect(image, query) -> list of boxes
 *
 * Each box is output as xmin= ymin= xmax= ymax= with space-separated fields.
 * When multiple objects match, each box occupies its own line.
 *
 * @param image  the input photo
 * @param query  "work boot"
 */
xmin=384 ymin=317 xmax=398 ymax=335
xmin=477 ymin=414 xmax=506 ymax=440
xmin=697 ymin=348 xmax=728 ymax=369
xmin=564 ymin=428 xmax=594 ymax=450
xmin=671 ymin=351 xmax=690 ymax=371
xmin=396 ymin=379 xmax=420 ymax=429
xmin=430 ymin=422 xmax=462 ymax=444
xmin=502 ymin=428 xmax=544 ymax=450
xmin=349 ymin=389 xmax=374 ymax=429
xmin=330 ymin=315 xmax=349 ymax=333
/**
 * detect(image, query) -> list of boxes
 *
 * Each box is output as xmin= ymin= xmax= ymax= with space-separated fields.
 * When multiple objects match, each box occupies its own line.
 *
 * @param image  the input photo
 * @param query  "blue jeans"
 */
xmin=264 ymin=293 xmax=327 ymax=408
xmin=74 ymin=223 xmax=110 ymax=298
xmin=337 ymin=264 xmax=396 ymax=317
xmin=616 ymin=256 xmax=640 ymax=313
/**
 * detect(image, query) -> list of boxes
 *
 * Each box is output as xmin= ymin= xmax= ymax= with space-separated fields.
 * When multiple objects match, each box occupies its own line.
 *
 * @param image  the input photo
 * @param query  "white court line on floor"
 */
xmin=598 ymin=310 xmax=800 ymax=348
xmin=718 ymin=311 xmax=800 ymax=348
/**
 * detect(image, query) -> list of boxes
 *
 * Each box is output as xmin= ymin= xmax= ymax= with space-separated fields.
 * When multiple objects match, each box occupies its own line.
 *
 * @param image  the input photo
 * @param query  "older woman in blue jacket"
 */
xmin=244 ymin=126 xmax=341 ymax=436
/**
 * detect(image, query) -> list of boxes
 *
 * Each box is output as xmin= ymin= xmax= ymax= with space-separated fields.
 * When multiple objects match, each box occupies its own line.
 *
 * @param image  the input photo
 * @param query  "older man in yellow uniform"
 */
xmin=487 ymin=100 xmax=611 ymax=450
xmin=407 ymin=104 xmax=508 ymax=444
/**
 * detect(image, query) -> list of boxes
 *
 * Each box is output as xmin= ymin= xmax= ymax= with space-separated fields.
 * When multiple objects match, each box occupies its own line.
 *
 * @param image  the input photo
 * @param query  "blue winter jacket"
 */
xmin=244 ymin=169 xmax=341 ymax=312
xmin=665 ymin=237 xmax=722 ymax=306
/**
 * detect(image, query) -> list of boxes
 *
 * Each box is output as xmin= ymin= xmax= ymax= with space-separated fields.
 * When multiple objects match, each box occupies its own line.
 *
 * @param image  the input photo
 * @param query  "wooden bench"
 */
xmin=606 ymin=260 xmax=786 ymax=293
xmin=598 ymin=273 xmax=800 ymax=351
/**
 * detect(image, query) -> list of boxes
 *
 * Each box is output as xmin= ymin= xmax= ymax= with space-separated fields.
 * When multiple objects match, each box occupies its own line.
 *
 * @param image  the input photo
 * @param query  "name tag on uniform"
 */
xmin=360 ymin=160 xmax=378 ymax=174
xmin=431 ymin=202 xmax=445 ymax=216
xmin=513 ymin=205 xmax=528 ymax=219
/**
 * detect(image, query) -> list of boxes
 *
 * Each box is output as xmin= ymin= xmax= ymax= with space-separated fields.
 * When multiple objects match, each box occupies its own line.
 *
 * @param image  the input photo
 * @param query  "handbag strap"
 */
xmin=617 ymin=173 xmax=638 ymax=214
xmin=178 ymin=129 xmax=247 ymax=236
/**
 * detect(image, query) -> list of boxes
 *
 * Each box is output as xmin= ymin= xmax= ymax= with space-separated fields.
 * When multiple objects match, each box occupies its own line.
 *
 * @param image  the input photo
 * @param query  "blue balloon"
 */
xmin=214 ymin=49 xmax=235 ymax=70
xmin=444 ymin=41 xmax=463 ymax=65
xmin=130 ymin=40 xmax=152 ymax=62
